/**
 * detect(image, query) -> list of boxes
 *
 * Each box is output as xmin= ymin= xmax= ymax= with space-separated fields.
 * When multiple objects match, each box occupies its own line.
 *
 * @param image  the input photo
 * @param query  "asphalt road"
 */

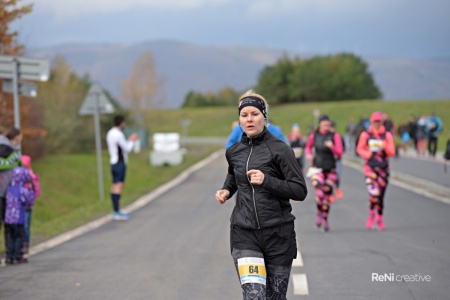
xmin=0 ymin=153 xmax=449 ymax=299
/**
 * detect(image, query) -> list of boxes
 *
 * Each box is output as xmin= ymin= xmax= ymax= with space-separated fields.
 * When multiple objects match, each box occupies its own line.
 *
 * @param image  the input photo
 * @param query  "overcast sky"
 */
xmin=13 ymin=0 xmax=450 ymax=58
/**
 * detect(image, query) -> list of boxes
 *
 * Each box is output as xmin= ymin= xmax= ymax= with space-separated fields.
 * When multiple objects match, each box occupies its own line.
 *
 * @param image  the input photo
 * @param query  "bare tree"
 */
xmin=121 ymin=52 xmax=165 ymax=110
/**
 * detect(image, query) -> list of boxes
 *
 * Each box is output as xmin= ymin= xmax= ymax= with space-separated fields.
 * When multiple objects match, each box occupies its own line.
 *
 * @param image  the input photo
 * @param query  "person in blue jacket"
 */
xmin=425 ymin=112 xmax=443 ymax=158
xmin=225 ymin=119 xmax=287 ymax=149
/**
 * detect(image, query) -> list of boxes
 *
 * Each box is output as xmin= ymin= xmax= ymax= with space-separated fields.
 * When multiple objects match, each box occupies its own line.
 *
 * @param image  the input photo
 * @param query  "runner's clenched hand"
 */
xmin=246 ymin=169 xmax=265 ymax=185
xmin=215 ymin=189 xmax=230 ymax=204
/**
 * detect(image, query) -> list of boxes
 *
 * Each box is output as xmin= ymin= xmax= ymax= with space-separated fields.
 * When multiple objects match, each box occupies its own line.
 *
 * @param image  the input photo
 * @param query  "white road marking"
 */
xmin=293 ymin=250 xmax=304 ymax=267
xmin=293 ymin=273 xmax=309 ymax=295
xmin=292 ymin=241 xmax=308 ymax=296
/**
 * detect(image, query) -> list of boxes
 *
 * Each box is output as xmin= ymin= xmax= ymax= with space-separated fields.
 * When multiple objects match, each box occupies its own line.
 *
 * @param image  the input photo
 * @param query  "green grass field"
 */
xmin=2 ymin=99 xmax=448 ymax=253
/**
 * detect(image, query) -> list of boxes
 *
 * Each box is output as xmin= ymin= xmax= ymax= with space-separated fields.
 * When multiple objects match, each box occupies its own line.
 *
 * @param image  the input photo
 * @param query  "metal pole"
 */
xmin=12 ymin=58 xmax=20 ymax=129
xmin=94 ymin=92 xmax=105 ymax=201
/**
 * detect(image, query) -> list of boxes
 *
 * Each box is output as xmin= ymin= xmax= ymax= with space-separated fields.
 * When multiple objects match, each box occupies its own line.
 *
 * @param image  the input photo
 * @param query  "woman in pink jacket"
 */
xmin=356 ymin=111 xmax=396 ymax=231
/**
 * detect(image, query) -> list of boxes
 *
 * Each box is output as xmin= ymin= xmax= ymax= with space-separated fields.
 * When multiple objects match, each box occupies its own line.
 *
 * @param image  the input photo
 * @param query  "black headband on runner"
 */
xmin=238 ymin=96 xmax=267 ymax=119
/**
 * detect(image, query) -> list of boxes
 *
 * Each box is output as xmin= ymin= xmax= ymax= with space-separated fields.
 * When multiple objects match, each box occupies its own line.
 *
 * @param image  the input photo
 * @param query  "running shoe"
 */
xmin=322 ymin=220 xmax=329 ymax=232
xmin=14 ymin=257 xmax=28 ymax=264
xmin=118 ymin=211 xmax=130 ymax=218
xmin=112 ymin=211 xmax=129 ymax=221
xmin=316 ymin=212 xmax=323 ymax=228
xmin=376 ymin=215 xmax=386 ymax=231
xmin=366 ymin=210 xmax=375 ymax=229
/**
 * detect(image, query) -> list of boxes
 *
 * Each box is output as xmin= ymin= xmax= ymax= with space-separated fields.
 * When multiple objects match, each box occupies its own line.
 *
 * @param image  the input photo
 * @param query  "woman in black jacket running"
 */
xmin=215 ymin=90 xmax=308 ymax=300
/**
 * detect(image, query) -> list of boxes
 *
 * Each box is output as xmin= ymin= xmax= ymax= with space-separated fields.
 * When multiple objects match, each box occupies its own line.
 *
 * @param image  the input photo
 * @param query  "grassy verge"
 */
xmin=0 ymin=145 xmax=221 ymax=253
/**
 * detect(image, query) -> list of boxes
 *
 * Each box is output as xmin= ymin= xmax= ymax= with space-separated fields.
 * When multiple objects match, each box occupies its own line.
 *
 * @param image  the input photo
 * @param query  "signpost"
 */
xmin=0 ymin=55 xmax=50 ymax=129
xmin=2 ymin=79 xmax=37 ymax=98
xmin=79 ymin=83 xmax=115 ymax=201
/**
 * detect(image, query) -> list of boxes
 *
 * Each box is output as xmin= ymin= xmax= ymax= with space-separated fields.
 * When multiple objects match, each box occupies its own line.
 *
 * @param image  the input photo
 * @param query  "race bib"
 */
xmin=368 ymin=139 xmax=383 ymax=152
xmin=237 ymin=257 xmax=267 ymax=285
xmin=292 ymin=147 xmax=304 ymax=158
xmin=306 ymin=167 xmax=322 ymax=178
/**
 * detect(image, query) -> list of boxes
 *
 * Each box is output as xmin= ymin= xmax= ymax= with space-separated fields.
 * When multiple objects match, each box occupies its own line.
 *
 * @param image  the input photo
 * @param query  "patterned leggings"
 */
xmin=364 ymin=167 xmax=389 ymax=215
xmin=232 ymin=249 xmax=292 ymax=300
xmin=311 ymin=171 xmax=338 ymax=220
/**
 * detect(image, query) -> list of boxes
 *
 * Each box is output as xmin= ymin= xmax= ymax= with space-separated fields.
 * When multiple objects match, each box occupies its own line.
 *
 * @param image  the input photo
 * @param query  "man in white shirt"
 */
xmin=106 ymin=115 xmax=139 ymax=220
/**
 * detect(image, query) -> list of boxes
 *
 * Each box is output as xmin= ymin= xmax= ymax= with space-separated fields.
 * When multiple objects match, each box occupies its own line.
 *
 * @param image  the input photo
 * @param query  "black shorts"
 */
xmin=111 ymin=162 xmax=126 ymax=183
xmin=230 ymin=222 xmax=297 ymax=267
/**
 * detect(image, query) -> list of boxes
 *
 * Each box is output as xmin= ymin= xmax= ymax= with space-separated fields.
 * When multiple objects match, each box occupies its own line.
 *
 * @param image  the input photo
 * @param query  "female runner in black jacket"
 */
xmin=215 ymin=90 xmax=308 ymax=300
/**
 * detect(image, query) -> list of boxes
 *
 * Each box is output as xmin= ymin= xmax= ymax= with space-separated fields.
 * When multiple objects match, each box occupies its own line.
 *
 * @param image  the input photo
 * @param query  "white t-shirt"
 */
xmin=106 ymin=127 xmax=134 ymax=164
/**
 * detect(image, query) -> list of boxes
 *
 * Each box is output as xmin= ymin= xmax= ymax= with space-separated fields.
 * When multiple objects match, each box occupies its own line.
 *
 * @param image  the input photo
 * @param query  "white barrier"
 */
xmin=150 ymin=133 xmax=184 ymax=166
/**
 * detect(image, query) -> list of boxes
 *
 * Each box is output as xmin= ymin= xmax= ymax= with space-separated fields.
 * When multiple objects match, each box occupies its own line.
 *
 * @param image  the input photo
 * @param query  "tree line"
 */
xmin=182 ymin=53 xmax=382 ymax=107
xmin=182 ymin=87 xmax=242 ymax=107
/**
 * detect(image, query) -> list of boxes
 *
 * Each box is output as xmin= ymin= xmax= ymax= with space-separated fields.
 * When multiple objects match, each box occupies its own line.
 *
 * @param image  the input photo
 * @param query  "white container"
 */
xmin=150 ymin=150 xmax=184 ymax=166
xmin=153 ymin=133 xmax=180 ymax=152
xmin=150 ymin=133 xmax=184 ymax=166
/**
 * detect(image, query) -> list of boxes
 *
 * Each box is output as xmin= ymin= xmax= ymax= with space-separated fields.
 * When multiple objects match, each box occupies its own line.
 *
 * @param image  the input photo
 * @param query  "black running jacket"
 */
xmin=222 ymin=128 xmax=307 ymax=229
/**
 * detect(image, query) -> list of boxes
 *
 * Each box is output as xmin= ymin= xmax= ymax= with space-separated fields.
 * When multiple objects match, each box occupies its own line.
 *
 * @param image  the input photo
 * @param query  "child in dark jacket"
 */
xmin=5 ymin=166 xmax=35 ymax=264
